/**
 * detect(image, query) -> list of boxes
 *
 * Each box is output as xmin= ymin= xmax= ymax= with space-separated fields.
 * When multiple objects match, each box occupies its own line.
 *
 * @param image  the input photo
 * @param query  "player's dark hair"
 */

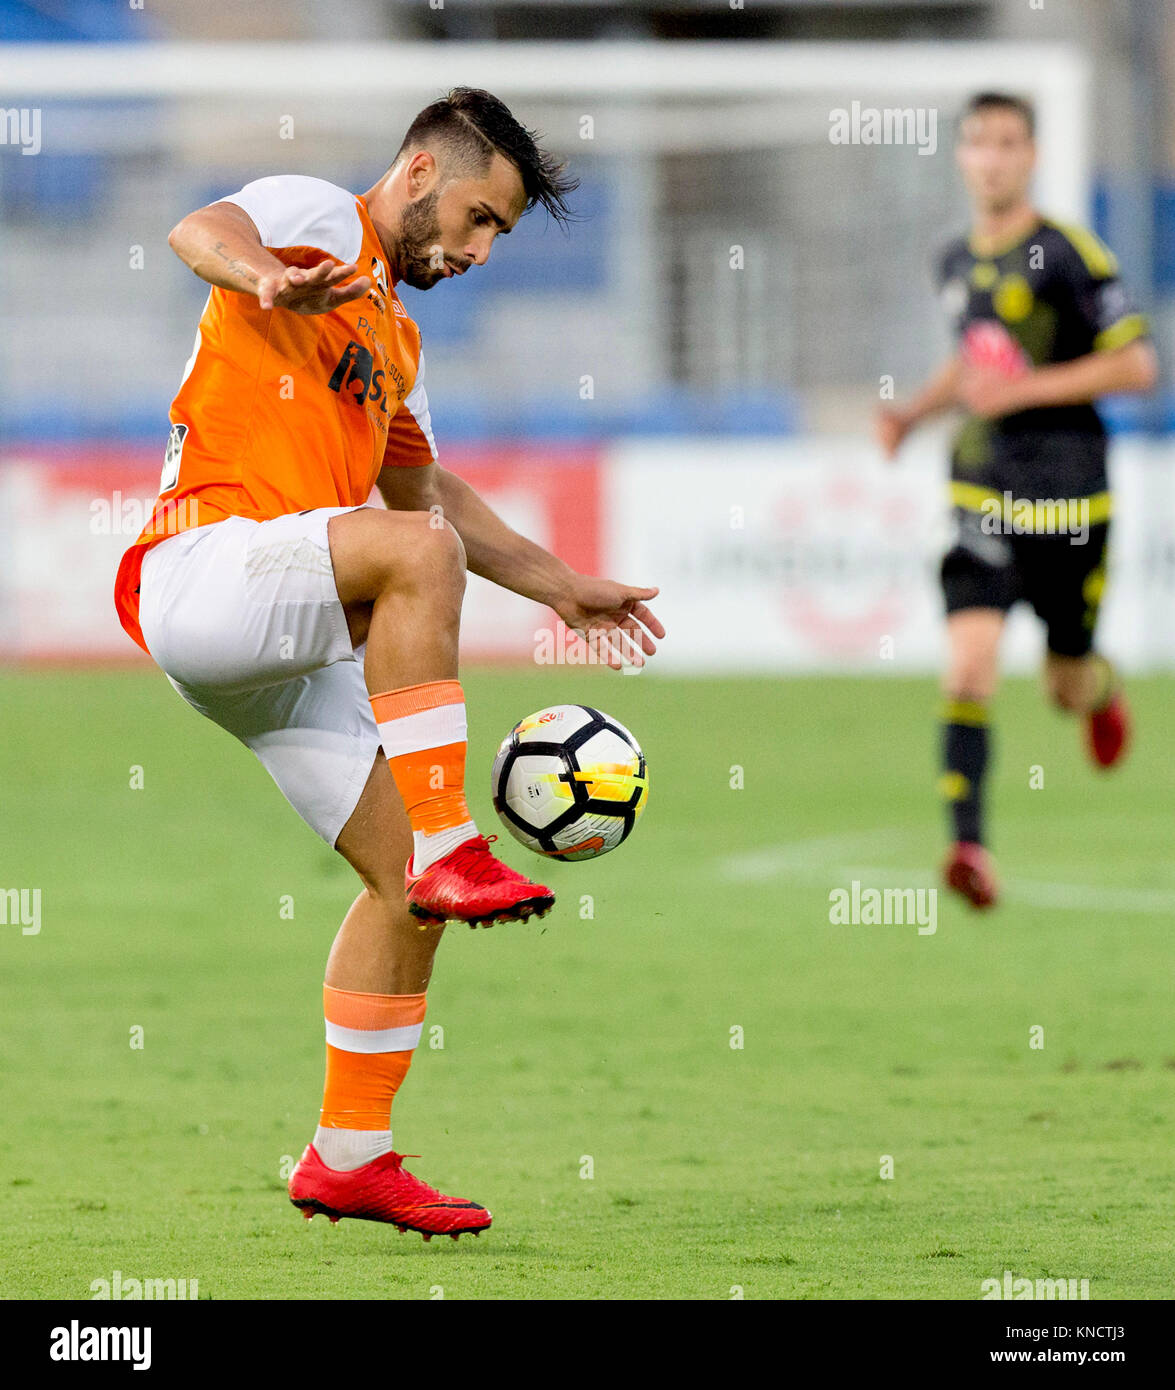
xmin=958 ymin=92 xmax=1035 ymax=139
xmin=397 ymin=87 xmax=578 ymax=226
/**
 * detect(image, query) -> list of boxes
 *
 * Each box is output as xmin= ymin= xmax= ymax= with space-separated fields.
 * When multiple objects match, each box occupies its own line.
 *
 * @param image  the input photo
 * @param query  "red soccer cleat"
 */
xmin=1087 ymin=691 xmax=1131 ymax=770
xmin=288 ymin=1144 xmax=491 ymax=1241
xmin=406 ymin=833 xmax=554 ymax=929
xmin=943 ymin=840 xmax=999 ymax=910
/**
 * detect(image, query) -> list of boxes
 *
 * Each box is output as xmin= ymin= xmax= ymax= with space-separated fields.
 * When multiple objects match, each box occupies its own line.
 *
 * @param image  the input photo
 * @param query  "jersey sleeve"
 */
xmin=934 ymin=239 xmax=969 ymax=338
xmin=1052 ymin=223 xmax=1149 ymax=353
xmin=935 ymin=239 xmax=961 ymax=289
xmin=218 ymin=175 xmax=363 ymax=264
xmin=383 ymin=349 xmax=438 ymax=469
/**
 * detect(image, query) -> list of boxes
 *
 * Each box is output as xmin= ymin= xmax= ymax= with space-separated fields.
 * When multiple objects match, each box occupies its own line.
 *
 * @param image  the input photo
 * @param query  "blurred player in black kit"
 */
xmin=876 ymin=93 xmax=1158 ymax=908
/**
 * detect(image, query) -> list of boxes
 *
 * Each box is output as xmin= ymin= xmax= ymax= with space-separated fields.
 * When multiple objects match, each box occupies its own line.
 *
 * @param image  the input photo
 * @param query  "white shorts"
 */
xmin=138 ymin=507 xmax=382 ymax=846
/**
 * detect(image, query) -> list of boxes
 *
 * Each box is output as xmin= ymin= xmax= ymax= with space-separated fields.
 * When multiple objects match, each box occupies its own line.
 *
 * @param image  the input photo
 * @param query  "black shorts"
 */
xmin=940 ymin=508 xmax=1109 ymax=658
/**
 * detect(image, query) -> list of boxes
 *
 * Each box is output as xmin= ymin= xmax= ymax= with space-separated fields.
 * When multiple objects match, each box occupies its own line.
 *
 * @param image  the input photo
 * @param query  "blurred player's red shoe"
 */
xmin=1087 ymin=691 xmax=1131 ymax=770
xmin=288 ymin=1144 xmax=491 ymax=1241
xmin=406 ymin=833 xmax=554 ymax=928
xmin=943 ymin=841 xmax=998 ymax=909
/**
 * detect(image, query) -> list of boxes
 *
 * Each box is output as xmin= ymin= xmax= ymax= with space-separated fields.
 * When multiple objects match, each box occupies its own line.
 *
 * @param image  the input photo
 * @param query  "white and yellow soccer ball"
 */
xmin=491 ymin=705 xmax=648 ymax=861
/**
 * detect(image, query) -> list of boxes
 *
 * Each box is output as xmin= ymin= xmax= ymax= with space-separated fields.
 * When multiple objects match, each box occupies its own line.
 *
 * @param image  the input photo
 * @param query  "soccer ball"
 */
xmin=491 ymin=705 xmax=648 ymax=861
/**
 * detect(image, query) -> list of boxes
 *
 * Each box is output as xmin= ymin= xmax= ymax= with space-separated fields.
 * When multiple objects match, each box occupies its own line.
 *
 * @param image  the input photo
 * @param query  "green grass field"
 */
xmin=2 ymin=667 xmax=1173 ymax=1300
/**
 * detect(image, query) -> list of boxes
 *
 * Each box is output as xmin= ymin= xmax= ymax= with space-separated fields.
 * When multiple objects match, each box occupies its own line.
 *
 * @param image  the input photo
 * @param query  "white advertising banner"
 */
xmin=602 ymin=437 xmax=1175 ymax=674
xmin=0 ymin=446 xmax=604 ymax=664
xmin=1 ymin=437 xmax=1171 ymax=673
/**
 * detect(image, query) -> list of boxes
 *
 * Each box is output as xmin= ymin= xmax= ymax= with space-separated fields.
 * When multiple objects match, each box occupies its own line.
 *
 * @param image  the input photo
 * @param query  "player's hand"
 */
xmin=874 ymin=406 xmax=911 ymax=460
xmin=956 ymin=366 xmax=1030 ymax=419
xmin=256 ymin=259 xmax=372 ymax=315
xmin=554 ymin=578 xmax=665 ymax=671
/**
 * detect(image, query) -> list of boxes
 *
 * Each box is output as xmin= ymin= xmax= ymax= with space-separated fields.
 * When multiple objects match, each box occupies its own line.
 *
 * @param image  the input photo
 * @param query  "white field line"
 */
xmin=998 ymin=881 xmax=1175 ymax=913
xmin=718 ymin=831 xmax=909 ymax=882
xmin=718 ymin=834 xmax=1175 ymax=914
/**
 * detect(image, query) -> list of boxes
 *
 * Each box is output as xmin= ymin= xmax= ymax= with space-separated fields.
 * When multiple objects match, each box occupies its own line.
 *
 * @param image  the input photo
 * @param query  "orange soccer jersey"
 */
xmin=114 ymin=175 xmax=437 ymax=652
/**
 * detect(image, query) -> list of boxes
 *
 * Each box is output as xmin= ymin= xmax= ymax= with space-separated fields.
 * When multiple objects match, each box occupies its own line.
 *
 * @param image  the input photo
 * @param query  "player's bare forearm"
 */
xmin=168 ymin=201 xmax=370 ymax=313
xmin=1013 ymin=340 xmax=1158 ymax=409
xmin=431 ymin=466 xmax=576 ymax=608
xmin=901 ymin=356 xmax=964 ymax=426
xmin=378 ymin=462 xmax=663 ymax=665
xmin=168 ymin=202 xmax=285 ymax=297
xmin=378 ymin=462 xmax=574 ymax=606
xmin=876 ymin=356 xmax=962 ymax=457
xmin=957 ymin=339 xmax=1159 ymax=418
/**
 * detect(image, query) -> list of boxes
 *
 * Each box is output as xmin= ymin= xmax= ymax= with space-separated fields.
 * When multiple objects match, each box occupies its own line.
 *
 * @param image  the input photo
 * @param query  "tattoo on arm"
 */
xmin=210 ymin=240 xmax=260 ymax=290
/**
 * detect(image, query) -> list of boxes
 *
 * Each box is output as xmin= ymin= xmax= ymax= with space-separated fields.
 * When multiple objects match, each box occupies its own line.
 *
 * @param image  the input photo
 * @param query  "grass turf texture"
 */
xmin=1 ymin=668 xmax=1173 ymax=1300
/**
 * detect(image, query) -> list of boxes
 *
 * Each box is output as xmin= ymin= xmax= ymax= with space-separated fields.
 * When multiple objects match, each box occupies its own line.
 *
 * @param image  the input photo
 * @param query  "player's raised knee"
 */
xmin=330 ymin=506 xmax=465 ymax=598
xmin=402 ymin=512 xmax=467 ymax=589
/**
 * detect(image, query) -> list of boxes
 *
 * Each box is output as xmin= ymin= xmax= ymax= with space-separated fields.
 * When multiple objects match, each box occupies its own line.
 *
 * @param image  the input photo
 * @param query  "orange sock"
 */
xmin=314 ymin=985 xmax=426 ymax=1170
xmin=369 ymin=679 xmax=478 ymax=871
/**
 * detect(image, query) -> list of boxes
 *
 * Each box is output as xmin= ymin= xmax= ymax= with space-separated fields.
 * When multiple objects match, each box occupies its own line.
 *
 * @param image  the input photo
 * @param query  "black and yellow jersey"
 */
xmin=937 ymin=216 xmax=1148 ymax=500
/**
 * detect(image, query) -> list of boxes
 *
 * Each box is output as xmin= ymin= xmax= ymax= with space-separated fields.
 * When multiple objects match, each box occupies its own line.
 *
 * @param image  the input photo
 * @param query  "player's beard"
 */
xmin=982 ymin=187 xmax=1020 ymax=215
xmin=397 ymin=191 xmax=447 ymax=290
xmin=974 ymin=170 xmax=1032 ymax=218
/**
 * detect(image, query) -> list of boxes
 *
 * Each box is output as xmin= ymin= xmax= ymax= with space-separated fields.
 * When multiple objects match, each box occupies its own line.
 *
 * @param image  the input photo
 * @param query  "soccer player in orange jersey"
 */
xmin=113 ymin=89 xmax=664 ymax=1239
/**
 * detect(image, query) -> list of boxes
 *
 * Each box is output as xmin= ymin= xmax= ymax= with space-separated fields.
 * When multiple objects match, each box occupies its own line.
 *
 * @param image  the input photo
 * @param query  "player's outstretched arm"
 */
xmin=167 ymin=201 xmax=371 ymax=313
xmin=875 ymin=355 xmax=963 ymax=458
xmin=956 ymin=339 xmax=1158 ymax=419
xmin=379 ymin=462 xmax=664 ymax=669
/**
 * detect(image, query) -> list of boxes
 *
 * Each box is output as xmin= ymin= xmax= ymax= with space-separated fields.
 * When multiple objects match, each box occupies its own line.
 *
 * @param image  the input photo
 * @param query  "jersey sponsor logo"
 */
xmin=326 ymin=339 xmax=410 ymax=435
xmin=961 ymin=321 xmax=1029 ymax=378
xmin=326 ymin=340 xmax=405 ymax=411
xmin=353 ymin=315 xmax=389 ymax=362
xmin=328 ymin=340 xmax=379 ymax=404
